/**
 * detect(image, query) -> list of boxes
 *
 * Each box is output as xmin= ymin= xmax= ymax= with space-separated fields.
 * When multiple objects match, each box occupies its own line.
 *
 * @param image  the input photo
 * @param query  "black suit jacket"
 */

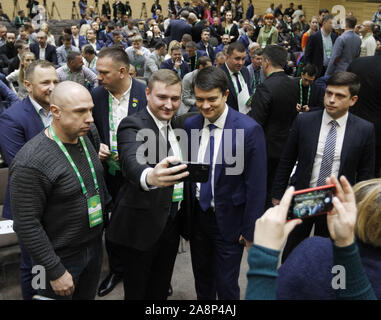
xmin=250 ymin=71 xmax=299 ymax=160
xmin=220 ymin=63 xmax=252 ymax=112
xmin=304 ymin=30 xmax=338 ymax=77
xmin=29 ymin=43 xmax=58 ymax=66
xmin=272 ymin=110 xmax=375 ymax=199
xmin=105 ymin=108 xmax=190 ymax=250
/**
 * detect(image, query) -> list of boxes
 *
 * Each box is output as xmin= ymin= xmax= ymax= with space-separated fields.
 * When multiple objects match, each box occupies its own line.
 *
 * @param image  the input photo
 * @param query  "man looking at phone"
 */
xmin=105 ymin=69 xmax=190 ymax=300
xmin=272 ymin=71 xmax=375 ymax=262
xmin=183 ymin=66 xmax=267 ymax=300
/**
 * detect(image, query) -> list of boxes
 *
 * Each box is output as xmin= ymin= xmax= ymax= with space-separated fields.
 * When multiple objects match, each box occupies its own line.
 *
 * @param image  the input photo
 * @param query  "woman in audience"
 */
xmin=147 ymin=24 xmax=165 ymax=48
xmin=6 ymin=51 xmax=35 ymax=100
xmin=275 ymin=176 xmax=381 ymax=300
xmin=246 ymin=175 xmax=377 ymax=300
xmin=40 ymin=22 xmax=55 ymax=47
xmin=222 ymin=10 xmax=239 ymax=42
xmin=301 ymin=16 xmax=318 ymax=52
xmin=257 ymin=13 xmax=278 ymax=48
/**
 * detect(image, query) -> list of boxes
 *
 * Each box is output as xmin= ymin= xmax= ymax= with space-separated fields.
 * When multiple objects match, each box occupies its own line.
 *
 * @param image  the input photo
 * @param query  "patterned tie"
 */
xmin=199 ymin=124 xmax=217 ymax=212
xmin=233 ymin=73 xmax=242 ymax=93
xmin=317 ymin=120 xmax=338 ymax=186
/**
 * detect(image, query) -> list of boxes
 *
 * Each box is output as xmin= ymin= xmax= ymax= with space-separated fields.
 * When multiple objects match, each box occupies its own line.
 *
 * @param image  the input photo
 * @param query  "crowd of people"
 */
xmin=0 ymin=0 xmax=380 ymax=301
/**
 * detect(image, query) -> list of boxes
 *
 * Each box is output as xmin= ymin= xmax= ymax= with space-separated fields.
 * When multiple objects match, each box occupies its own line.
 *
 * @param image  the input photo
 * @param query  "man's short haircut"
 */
xmin=71 ymin=24 xmax=79 ymax=29
xmin=112 ymin=30 xmax=121 ymax=37
xmin=25 ymin=60 xmax=54 ymax=82
xmin=197 ymin=56 xmax=211 ymax=68
xmin=246 ymin=24 xmax=255 ymax=32
xmin=107 ymin=22 xmax=115 ymax=30
xmin=154 ymin=41 xmax=166 ymax=50
xmin=185 ymin=41 xmax=197 ymax=49
xmin=326 ymin=71 xmax=360 ymax=97
xmin=171 ymin=45 xmax=182 ymax=53
xmin=215 ymin=51 xmax=225 ymax=59
xmin=147 ymin=69 xmax=182 ymax=91
xmin=98 ymin=46 xmax=130 ymax=68
xmin=319 ymin=8 xmax=329 ymax=15
xmin=322 ymin=14 xmax=334 ymax=23
xmin=301 ymin=63 xmax=318 ymax=77
xmin=82 ymin=44 xmax=95 ymax=55
xmin=201 ymin=28 xmax=210 ymax=34
xmin=131 ymin=34 xmax=143 ymax=42
xmin=194 ymin=66 xmax=228 ymax=94
xmin=182 ymin=33 xmax=192 ymax=42
xmin=263 ymin=44 xmax=287 ymax=68
xmin=67 ymin=51 xmax=81 ymax=63
xmin=181 ymin=10 xmax=189 ymax=19
xmin=251 ymin=48 xmax=263 ymax=58
xmin=63 ymin=33 xmax=72 ymax=42
xmin=24 ymin=23 xmax=33 ymax=31
xmin=15 ymin=39 xmax=27 ymax=50
xmin=226 ymin=41 xmax=246 ymax=56
xmin=346 ymin=16 xmax=357 ymax=29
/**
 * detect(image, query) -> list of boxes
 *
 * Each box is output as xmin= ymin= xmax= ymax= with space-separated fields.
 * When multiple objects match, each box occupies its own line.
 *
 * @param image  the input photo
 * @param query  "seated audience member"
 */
xmin=245 ymin=175 xmax=377 ymax=300
xmin=56 ymin=51 xmax=97 ymax=89
xmin=0 ymin=32 xmax=17 ymax=63
xmin=71 ymin=24 xmax=87 ymax=50
xmin=160 ymin=45 xmax=190 ymax=79
xmin=197 ymin=28 xmax=215 ymax=64
xmin=125 ymin=35 xmax=151 ymax=77
xmin=30 ymin=31 xmax=58 ymax=66
xmin=7 ymin=40 xmax=29 ymax=75
xmin=108 ymin=30 xmax=128 ymax=48
xmin=40 ymin=23 xmax=56 ymax=47
xmin=181 ymin=34 xmax=193 ymax=55
xmin=214 ymin=51 xmax=226 ymax=67
xmin=0 ymin=79 xmax=19 ymax=113
xmin=183 ymin=41 xmax=207 ymax=71
xmin=82 ymin=44 xmax=97 ymax=72
xmin=6 ymin=51 xmax=35 ymax=100
xmin=147 ymin=24 xmax=165 ymax=48
xmin=144 ymin=41 xmax=167 ymax=81
xmin=86 ymin=29 xmax=104 ymax=53
xmin=214 ymin=34 xmax=231 ymax=54
xmin=57 ymin=34 xmax=81 ymax=67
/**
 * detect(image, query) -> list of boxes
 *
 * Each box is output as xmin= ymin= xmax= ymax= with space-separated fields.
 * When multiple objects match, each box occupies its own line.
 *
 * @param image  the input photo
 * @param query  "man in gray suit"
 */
xmin=247 ymin=49 xmax=266 ymax=95
xmin=178 ymin=56 xmax=211 ymax=115
xmin=325 ymin=16 xmax=361 ymax=76
xmin=57 ymin=34 xmax=80 ymax=67
xmin=144 ymin=41 xmax=167 ymax=81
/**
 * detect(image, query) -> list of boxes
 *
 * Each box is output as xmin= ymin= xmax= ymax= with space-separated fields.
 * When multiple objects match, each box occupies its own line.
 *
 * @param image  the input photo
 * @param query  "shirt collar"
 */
xmin=323 ymin=109 xmax=348 ymax=127
xmin=146 ymin=106 xmax=172 ymax=132
xmin=108 ymin=76 xmax=132 ymax=101
xmin=203 ymin=104 xmax=229 ymax=130
xmin=225 ymin=62 xmax=240 ymax=76
xmin=29 ymin=96 xmax=50 ymax=116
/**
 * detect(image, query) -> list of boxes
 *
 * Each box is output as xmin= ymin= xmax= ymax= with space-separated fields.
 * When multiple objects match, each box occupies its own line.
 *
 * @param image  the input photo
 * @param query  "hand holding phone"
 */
xmin=168 ymin=161 xmax=210 ymax=182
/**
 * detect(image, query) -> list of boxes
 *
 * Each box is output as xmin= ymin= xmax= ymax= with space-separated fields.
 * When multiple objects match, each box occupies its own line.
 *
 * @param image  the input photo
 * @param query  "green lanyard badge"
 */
xmin=107 ymin=94 xmax=121 ymax=176
xmin=49 ymin=125 xmax=103 ymax=228
xmin=299 ymin=79 xmax=311 ymax=106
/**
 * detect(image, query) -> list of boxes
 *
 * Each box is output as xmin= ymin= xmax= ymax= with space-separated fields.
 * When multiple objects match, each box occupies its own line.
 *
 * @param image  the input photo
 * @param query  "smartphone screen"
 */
xmin=287 ymin=185 xmax=335 ymax=220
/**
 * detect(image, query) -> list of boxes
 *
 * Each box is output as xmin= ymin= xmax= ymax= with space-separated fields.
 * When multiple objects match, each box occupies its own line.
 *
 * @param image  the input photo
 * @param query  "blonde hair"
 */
xmin=19 ymin=51 xmax=35 ymax=84
xmin=354 ymin=178 xmax=381 ymax=247
xmin=168 ymin=40 xmax=181 ymax=54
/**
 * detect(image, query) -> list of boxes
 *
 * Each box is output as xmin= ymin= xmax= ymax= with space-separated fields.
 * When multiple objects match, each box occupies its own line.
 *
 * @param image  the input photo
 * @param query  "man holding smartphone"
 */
xmin=272 ymin=71 xmax=375 ymax=262
xmin=183 ymin=66 xmax=267 ymax=300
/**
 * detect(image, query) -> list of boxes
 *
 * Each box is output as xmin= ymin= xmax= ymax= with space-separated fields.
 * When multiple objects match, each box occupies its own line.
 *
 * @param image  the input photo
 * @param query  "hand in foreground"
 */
xmin=254 ymin=187 xmax=302 ymax=251
xmin=146 ymin=156 xmax=189 ymax=188
xmin=239 ymin=235 xmax=252 ymax=251
xmin=50 ymin=270 xmax=75 ymax=297
xmin=98 ymin=143 xmax=111 ymax=160
xmin=326 ymin=175 xmax=357 ymax=247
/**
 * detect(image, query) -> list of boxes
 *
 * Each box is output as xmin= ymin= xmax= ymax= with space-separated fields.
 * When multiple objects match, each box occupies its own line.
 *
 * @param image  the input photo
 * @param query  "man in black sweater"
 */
xmin=10 ymin=81 xmax=109 ymax=300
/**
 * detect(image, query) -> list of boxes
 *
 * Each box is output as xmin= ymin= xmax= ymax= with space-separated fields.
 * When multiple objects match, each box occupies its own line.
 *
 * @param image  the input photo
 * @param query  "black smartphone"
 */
xmin=168 ymin=161 xmax=210 ymax=183
xmin=287 ymin=184 xmax=336 ymax=220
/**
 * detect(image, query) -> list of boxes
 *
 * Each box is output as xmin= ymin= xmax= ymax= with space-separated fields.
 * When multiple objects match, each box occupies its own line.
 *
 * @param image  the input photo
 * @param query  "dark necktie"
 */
xmin=233 ymin=73 xmax=242 ymax=93
xmin=317 ymin=120 xmax=338 ymax=186
xmin=199 ymin=124 xmax=217 ymax=212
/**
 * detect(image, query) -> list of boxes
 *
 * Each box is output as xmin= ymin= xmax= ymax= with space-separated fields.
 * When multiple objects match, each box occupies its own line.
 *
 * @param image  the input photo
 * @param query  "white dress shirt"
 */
xmin=196 ymin=105 xmax=229 ymax=208
xmin=309 ymin=110 xmax=348 ymax=187
xmin=30 ymin=96 xmax=52 ymax=128
xmin=39 ymin=46 xmax=46 ymax=60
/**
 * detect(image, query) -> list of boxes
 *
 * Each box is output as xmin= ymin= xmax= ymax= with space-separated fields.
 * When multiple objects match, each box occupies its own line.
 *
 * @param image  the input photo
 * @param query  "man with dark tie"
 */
xmin=271 ymin=71 xmax=375 ymax=261
xmin=184 ymin=66 xmax=266 ymax=300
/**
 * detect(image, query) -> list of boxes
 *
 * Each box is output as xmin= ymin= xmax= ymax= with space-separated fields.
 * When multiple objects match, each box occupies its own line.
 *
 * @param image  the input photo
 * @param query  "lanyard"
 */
xmin=299 ymin=79 xmax=311 ymax=105
xmin=229 ymin=71 xmax=245 ymax=96
xmin=252 ymin=69 xmax=261 ymax=91
xmin=108 ymin=94 xmax=118 ymax=153
xmin=49 ymin=125 xmax=99 ymax=194
xmin=191 ymin=53 xmax=198 ymax=70
xmin=66 ymin=67 xmax=79 ymax=83
xmin=322 ymin=33 xmax=332 ymax=57
xmin=261 ymin=26 xmax=275 ymax=47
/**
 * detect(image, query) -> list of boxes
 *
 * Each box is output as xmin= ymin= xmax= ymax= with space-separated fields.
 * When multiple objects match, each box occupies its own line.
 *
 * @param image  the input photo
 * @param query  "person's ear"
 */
xmin=50 ymin=104 xmax=62 ymax=119
xmin=349 ymin=95 xmax=358 ymax=107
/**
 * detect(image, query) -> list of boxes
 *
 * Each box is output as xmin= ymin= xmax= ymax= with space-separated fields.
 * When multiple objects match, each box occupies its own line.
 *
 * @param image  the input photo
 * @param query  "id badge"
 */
xmin=238 ymin=86 xmax=251 ymax=114
xmin=107 ymin=151 xmax=120 ymax=176
xmin=88 ymin=194 xmax=103 ymax=228
xmin=172 ymin=182 xmax=184 ymax=202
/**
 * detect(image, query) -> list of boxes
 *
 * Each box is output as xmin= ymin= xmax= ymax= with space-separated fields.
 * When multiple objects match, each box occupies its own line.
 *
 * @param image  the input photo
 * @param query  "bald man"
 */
xmin=359 ymin=21 xmax=377 ymax=56
xmin=10 ymin=81 xmax=109 ymax=300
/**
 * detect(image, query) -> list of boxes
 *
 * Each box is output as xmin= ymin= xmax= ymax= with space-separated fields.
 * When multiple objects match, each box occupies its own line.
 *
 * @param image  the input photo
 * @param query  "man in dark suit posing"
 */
xmin=30 ymin=31 xmax=58 ymax=67
xmin=0 ymin=60 xmax=58 ymax=299
xmin=220 ymin=42 xmax=253 ymax=114
xmin=250 ymin=44 xmax=299 ymax=209
xmin=304 ymin=14 xmax=337 ymax=77
xmin=184 ymin=66 xmax=266 ymax=300
xmin=272 ymin=71 xmax=375 ymax=261
xmin=91 ymin=46 xmax=147 ymax=297
xmin=105 ymin=69 xmax=189 ymax=299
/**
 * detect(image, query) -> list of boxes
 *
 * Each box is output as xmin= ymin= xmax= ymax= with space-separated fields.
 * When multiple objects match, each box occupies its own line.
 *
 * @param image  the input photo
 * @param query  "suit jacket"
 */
xmin=164 ymin=19 xmax=192 ymax=42
xmin=7 ymin=55 xmax=20 ymax=75
xmin=144 ymin=51 xmax=164 ymax=80
xmin=0 ymin=97 xmax=45 ymax=219
xmin=72 ymin=35 xmax=87 ymax=50
xmin=196 ymin=41 xmax=215 ymax=64
xmin=183 ymin=107 xmax=267 ymax=242
xmin=29 ymin=43 xmax=58 ymax=66
xmin=272 ymin=110 xmax=375 ymax=199
xmin=209 ymin=24 xmax=225 ymax=43
xmin=191 ymin=21 xmax=206 ymax=44
xmin=91 ymin=80 xmax=147 ymax=148
xmin=105 ymin=108 xmax=190 ymax=250
xmin=178 ymin=69 xmax=198 ymax=115
xmin=56 ymin=45 xmax=80 ymax=67
xmin=325 ymin=30 xmax=361 ymax=76
xmin=183 ymin=49 xmax=207 ymax=71
xmin=160 ymin=58 xmax=190 ymax=79
xmin=304 ymin=30 xmax=338 ymax=77
xmin=250 ymin=71 xmax=299 ymax=160
xmin=220 ymin=63 xmax=253 ymax=112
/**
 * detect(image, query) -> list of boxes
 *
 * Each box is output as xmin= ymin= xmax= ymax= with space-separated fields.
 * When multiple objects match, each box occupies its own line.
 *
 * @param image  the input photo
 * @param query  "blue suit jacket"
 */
xmin=272 ymin=110 xmax=375 ymax=200
xmin=0 ymin=97 xmax=45 ymax=219
xmin=91 ymin=79 xmax=147 ymax=147
xmin=196 ymin=42 xmax=215 ymax=64
xmin=220 ymin=63 xmax=253 ymax=112
xmin=29 ymin=43 xmax=58 ymax=66
xmin=164 ymin=19 xmax=192 ymax=42
xmin=72 ymin=35 xmax=87 ymax=50
xmin=184 ymin=107 xmax=267 ymax=242
xmin=160 ymin=59 xmax=190 ymax=79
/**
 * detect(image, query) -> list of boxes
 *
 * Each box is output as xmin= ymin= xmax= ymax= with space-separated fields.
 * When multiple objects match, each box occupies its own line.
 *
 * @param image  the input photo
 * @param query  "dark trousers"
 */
xmin=190 ymin=201 xmax=244 ymax=300
xmin=20 ymin=243 xmax=37 ymax=300
xmin=281 ymin=214 xmax=329 ymax=263
xmin=266 ymin=158 xmax=280 ymax=210
xmin=107 ymin=214 xmax=180 ymax=300
xmin=38 ymin=237 xmax=103 ymax=300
